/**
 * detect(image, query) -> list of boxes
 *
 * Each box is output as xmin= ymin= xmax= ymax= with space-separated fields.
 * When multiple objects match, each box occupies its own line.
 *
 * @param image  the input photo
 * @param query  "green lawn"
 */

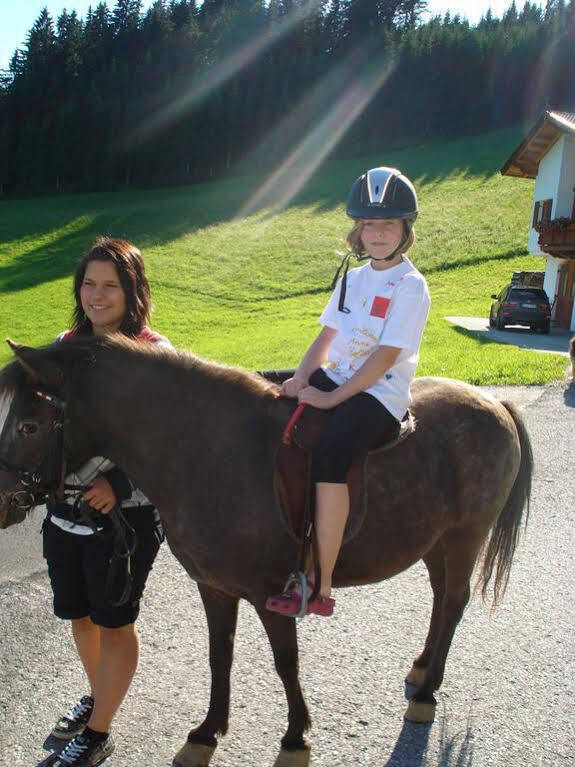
xmin=0 ymin=126 xmax=568 ymax=383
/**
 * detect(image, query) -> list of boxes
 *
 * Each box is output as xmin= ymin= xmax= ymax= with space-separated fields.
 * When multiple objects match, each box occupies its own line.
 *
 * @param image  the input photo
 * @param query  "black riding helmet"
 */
xmin=332 ymin=167 xmax=418 ymax=313
xmin=346 ymin=166 xmax=418 ymax=222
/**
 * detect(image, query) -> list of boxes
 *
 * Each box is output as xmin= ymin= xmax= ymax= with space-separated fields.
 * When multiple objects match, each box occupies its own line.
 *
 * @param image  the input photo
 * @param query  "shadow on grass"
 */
xmin=0 ymin=124 xmax=527 ymax=300
xmin=422 ymin=248 xmax=527 ymax=277
xmin=0 ymin=126 xmax=521 ymax=279
xmin=0 ymin=218 xmax=103 ymax=294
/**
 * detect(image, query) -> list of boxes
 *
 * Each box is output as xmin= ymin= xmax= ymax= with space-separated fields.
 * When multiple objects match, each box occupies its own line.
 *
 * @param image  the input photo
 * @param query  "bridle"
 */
xmin=0 ymin=386 xmax=137 ymax=607
xmin=0 ymin=388 xmax=81 ymax=512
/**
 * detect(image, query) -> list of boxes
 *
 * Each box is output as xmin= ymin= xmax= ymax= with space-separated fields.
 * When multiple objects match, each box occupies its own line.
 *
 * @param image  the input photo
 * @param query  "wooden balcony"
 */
xmin=537 ymin=218 xmax=575 ymax=258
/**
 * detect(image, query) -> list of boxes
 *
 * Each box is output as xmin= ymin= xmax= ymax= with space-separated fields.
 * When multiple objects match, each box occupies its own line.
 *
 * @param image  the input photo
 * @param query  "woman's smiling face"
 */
xmin=80 ymin=259 xmax=127 ymax=335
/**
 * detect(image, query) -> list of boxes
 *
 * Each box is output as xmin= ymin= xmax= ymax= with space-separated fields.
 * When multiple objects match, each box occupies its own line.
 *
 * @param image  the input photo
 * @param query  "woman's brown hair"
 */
xmin=72 ymin=237 xmax=152 ymax=336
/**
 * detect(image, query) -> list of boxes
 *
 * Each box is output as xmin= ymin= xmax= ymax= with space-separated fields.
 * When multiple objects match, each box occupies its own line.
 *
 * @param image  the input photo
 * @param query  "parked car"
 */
xmin=489 ymin=285 xmax=551 ymax=333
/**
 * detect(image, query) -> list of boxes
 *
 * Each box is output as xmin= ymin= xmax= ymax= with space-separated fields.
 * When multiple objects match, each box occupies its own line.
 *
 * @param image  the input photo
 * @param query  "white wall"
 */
xmin=528 ymin=136 xmax=564 ymax=254
xmin=543 ymin=255 xmax=560 ymax=304
xmin=556 ymin=134 xmax=575 ymax=218
xmin=543 ymin=256 xmax=563 ymax=303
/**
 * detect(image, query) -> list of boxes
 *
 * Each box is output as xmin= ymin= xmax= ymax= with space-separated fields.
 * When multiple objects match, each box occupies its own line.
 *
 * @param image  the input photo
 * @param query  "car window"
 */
xmin=508 ymin=288 xmax=548 ymax=301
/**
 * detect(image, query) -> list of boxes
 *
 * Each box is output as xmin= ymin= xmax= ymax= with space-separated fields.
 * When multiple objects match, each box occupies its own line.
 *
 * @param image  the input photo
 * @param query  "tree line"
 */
xmin=1 ymin=0 xmax=574 ymax=195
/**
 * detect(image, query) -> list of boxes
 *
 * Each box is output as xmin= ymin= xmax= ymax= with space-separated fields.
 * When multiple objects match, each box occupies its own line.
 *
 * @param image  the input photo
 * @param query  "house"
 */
xmin=501 ymin=109 xmax=575 ymax=331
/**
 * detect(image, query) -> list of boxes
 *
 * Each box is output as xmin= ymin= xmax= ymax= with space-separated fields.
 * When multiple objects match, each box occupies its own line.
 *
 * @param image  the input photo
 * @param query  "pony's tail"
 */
xmin=479 ymin=400 xmax=533 ymax=606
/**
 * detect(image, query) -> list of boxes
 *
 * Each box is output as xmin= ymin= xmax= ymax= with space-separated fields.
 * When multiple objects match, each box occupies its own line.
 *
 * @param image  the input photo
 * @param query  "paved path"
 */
xmin=1 ymin=383 xmax=574 ymax=767
xmin=445 ymin=316 xmax=572 ymax=357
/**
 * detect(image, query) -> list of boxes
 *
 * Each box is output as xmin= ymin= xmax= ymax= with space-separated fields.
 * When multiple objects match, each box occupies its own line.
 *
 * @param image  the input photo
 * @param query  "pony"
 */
xmin=0 ymin=336 xmax=532 ymax=767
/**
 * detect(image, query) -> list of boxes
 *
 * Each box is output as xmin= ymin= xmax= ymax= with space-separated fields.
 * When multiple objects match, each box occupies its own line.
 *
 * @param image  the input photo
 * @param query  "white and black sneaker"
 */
xmin=51 ymin=696 xmax=95 ymax=740
xmin=50 ymin=730 xmax=115 ymax=766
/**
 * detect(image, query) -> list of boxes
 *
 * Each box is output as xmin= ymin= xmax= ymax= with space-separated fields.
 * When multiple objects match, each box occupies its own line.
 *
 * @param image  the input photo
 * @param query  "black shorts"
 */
xmin=42 ymin=507 xmax=163 ymax=628
xmin=308 ymin=368 xmax=401 ymax=484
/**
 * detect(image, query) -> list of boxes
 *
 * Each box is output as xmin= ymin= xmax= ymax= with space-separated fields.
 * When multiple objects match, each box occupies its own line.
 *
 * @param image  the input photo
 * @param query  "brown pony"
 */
xmin=0 ymin=336 xmax=532 ymax=767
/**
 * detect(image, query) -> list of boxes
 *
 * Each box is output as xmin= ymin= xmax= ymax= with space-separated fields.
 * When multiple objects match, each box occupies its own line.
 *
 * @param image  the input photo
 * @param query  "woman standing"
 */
xmin=42 ymin=238 xmax=170 ymax=767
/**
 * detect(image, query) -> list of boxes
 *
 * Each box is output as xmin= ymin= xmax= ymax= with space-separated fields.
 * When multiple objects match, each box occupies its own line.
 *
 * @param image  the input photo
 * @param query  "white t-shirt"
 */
xmin=319 ymin=257 xmax=430 ymax=420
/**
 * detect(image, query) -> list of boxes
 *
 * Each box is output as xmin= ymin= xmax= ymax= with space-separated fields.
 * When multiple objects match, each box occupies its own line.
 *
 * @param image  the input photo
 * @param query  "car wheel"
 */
xmin=489 ymin=311 xmax=495 ymax=328
xmin=496 ymin=313 xmax=505 ymax=330
xmin=541 ymin=322 xmax=550 ymax=335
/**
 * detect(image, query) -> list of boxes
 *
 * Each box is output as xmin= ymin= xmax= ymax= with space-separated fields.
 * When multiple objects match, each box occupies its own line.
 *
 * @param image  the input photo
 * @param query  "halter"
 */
xmin=0 ymin=387 xmax=137 ymax=607
xmin=0 ymin=389 xmax=79 ymax=512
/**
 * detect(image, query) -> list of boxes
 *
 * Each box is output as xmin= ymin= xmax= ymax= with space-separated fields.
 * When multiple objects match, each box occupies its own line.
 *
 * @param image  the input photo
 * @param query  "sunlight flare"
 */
xmin=237 ymin=44 xmax=398 ymax=219
xmin=123 ymin=0 xmax=324 ymax=148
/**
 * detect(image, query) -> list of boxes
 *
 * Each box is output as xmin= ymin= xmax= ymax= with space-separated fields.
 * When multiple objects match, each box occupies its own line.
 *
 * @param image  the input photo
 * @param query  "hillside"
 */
xmin=0 ymin=127 xmax=567 ymax=383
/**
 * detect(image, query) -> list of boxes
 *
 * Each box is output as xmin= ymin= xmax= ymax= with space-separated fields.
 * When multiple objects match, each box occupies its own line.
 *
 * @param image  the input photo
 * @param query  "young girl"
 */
xmin=266 ymin=167 xmax=430 ymax=618
xmin=41 ymin=238 xmax=171 ymax=767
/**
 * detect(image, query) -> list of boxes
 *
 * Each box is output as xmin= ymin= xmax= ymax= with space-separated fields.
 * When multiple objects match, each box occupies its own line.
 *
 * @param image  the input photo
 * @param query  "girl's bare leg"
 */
xmin=314 ymin=482 xmax=349 ymax=598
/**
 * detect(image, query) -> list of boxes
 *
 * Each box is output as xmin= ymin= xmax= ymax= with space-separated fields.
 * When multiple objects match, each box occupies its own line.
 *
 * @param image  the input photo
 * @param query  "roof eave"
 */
xmin=500 ymin=110 xmax=575 ymax=179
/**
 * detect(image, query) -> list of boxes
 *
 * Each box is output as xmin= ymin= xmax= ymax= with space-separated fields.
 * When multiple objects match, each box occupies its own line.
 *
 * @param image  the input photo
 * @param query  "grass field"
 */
xmin=0 ymin=127 xmax=569 ymax=383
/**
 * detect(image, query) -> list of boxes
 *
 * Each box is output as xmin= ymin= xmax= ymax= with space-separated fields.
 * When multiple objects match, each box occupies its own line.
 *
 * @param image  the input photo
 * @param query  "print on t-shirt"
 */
xmin=370 ymin=296 xmax=390 ymax=318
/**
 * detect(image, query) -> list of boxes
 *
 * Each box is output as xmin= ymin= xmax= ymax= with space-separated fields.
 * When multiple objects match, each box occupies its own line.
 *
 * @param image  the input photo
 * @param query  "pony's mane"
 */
xmin=0 ymin=335 xmax=280 ymax=400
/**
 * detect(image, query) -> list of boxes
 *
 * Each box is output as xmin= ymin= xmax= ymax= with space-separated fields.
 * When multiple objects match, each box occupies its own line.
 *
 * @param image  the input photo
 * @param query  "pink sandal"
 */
xmin=306 ymin=593 xmax=335 ymax=617
xmin=266 ymin=590 xmax=303 ymax=616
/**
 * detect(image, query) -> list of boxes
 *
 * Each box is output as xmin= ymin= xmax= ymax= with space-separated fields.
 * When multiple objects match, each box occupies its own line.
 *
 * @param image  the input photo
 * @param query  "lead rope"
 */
xmin=105 ymin=505 xmax=137 ymax=607
xmin=68 ymin=493 xmax=137 ymax=607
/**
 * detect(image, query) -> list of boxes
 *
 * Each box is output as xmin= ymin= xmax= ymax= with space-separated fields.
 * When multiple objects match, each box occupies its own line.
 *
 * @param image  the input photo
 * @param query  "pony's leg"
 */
xmin=257 ymin=609 xmax=312 ymax=767
xmin=404 ymin=528 xmax=484 ymax=724
xmin=405 ymin=543 xmax=446 ymax=689
xmin=173 ymin=584 xmax=239 ymax=767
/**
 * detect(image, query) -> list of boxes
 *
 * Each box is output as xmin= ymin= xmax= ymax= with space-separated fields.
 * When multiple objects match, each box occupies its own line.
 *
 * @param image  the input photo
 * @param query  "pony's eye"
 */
xmin=17 ymin=422 xmax=39 ymax=436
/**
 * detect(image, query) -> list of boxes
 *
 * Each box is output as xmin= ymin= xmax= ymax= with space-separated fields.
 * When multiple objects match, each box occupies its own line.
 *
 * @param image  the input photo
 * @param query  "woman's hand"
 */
xmin=297 ymin=386 xmax=338 ymax=410
xmin=281 ymin=376 xmax=307 ymax=398
xmin=82 ymin=476 xmax=117 ymax=514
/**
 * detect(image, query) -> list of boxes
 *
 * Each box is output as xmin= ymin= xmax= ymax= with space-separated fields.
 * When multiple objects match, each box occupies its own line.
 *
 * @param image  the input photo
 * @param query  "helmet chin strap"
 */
xmin=331 ymin=224 xmax=411 ymax=313
xmin=356 ymin=243 xmax=403 ymax=263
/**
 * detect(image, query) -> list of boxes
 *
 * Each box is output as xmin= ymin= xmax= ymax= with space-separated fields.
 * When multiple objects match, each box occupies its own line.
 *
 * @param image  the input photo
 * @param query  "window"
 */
xmin=532 ymin=198 xmax=553 ymax=228
xmin=508 ymin=288 xmax=549 ymax=302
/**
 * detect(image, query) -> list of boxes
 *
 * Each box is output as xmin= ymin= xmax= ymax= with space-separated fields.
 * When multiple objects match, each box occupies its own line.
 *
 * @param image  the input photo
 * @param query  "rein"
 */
xmin=280 ymin=401 xmax=321 ymax=618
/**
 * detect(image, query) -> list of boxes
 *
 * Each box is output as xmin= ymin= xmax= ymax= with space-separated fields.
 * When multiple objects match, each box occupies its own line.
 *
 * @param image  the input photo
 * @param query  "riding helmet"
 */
xmin=346 ymin=167 xmax=418 ymax=222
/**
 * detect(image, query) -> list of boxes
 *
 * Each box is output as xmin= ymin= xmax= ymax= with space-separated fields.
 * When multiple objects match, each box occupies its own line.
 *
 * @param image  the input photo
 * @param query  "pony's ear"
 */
xmin=6 ymin=340 xmax=64 ymax=387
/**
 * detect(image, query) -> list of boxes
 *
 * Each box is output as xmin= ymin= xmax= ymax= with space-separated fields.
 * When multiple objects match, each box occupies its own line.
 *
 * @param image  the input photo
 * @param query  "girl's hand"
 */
xmin=297 ymin=386 xmax=338 ymax=410
xmin=82 ymin=476 xmax=117 ymax=514
xmin=281 ymin=376 xmax=307 ymax=398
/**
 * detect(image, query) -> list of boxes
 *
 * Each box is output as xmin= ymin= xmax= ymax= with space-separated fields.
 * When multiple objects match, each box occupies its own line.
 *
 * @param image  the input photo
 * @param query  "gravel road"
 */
xmin=1 ymin=381 xmax=573 ymax=767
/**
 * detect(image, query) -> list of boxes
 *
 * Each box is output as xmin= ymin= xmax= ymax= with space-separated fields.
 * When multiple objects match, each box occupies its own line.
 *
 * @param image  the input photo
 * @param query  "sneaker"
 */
xmin=51 ymin=696 xmax=94 ymax=740
xmin=50 ymin=731 xmax=115 ymax=767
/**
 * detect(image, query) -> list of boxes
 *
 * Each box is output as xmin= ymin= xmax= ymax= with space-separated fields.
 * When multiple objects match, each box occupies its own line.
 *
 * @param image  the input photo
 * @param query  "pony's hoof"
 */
xmin=404 ymin=664 xmax=427 ymax=686
xmin=273 ymin=745 xmax=311 ymax=767
xmin=403 ymin=699 xmax=436 ymax=723
xmin=173 ymin=741 xmax=216 ymax=767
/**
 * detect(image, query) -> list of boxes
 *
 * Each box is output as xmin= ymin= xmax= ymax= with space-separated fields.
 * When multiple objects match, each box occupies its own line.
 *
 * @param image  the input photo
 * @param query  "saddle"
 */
xmin=274 ymin=403 xmax=415 ymax=545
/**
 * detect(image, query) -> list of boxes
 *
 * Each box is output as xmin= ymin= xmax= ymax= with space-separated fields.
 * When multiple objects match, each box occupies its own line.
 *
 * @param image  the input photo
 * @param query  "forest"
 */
xmin=1 ymin=0 xmax=574 ymax=194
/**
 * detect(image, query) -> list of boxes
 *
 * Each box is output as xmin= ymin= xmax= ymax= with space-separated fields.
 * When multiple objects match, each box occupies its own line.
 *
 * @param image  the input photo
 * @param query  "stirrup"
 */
xmin=282 ymin=571 xmax=309 ymax=619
